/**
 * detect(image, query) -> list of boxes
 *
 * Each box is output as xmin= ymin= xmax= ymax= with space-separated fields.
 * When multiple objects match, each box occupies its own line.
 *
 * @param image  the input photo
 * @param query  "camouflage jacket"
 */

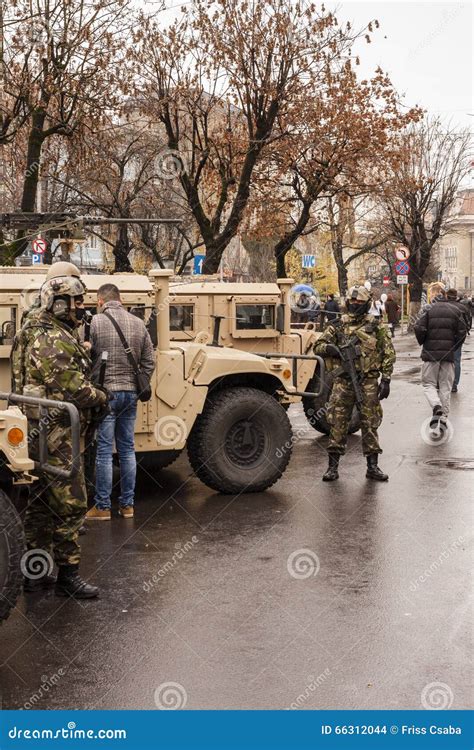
xmin=11 ymin=309 xmax=105 ymax=411
xmin=314 ymin=313 xmax=396 ymax=380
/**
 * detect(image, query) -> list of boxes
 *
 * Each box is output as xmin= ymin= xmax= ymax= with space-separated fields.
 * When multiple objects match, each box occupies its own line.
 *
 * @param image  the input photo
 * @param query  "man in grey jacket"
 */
xmin=86 ymin=284 xmax=155 ymax=520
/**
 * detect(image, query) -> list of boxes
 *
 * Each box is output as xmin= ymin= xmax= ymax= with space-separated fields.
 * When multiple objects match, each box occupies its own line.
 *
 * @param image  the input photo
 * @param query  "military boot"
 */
xmin=366 ymin=454 xmax=388 ymax=481
xmin=55 ymin=565 xmax=99 ymax=599
xmin=322 ymin=454 xmax=340 ymax=481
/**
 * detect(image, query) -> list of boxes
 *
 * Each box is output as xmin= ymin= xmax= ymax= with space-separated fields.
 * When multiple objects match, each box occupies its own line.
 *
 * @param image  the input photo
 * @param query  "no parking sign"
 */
xmin=32 ymin=237 xmax=47 ymax=254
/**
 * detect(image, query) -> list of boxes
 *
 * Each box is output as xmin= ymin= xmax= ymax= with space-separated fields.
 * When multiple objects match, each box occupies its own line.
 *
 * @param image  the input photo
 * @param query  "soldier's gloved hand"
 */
xmin=378 ymin=378 xmax=391 ymax=400
xmin=92 ymin=387 xmax=112 ymax=421
xmin=325 ymin=344 xmax=341 ymax=358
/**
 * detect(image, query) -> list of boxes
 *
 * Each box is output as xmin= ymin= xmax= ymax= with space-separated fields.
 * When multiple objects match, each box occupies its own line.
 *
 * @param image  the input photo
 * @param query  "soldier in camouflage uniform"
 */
xmin=11 ymin=263 xmax=107 ymax=598
xmin=314 ymin=285 xmax=396 ymax=482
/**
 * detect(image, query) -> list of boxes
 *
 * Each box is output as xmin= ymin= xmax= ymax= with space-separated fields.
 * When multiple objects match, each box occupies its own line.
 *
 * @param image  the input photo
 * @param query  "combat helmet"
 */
xmin=45 ymin=261 xmax=81 ymax=281
xmin=346 ymin=285 xmax=372 ymax=316
xmin=40 ymin=275 xmax=87 ymax=319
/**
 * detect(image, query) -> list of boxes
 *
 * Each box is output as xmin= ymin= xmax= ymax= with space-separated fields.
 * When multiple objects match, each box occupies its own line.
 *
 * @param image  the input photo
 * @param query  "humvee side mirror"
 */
xmin=276 ymin=304 xmax=285 ymax=334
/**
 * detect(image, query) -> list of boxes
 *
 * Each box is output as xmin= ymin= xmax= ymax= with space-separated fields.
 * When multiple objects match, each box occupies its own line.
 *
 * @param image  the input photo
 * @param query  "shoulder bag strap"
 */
xmin=102 ymin=310 xmax=139 ymax=376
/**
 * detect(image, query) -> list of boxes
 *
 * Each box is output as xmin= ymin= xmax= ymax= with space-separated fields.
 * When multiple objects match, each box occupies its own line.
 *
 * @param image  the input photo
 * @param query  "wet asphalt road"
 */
xmin=1 ymin=335 xmax=472 ymax=711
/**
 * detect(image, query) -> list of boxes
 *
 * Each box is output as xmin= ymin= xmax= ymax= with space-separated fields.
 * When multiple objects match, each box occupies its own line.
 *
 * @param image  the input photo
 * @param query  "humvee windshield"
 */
xmin=170 ymin=304 xmax=194 ymax=332
xmin=235 ymin=304 xmax=275 ymax=330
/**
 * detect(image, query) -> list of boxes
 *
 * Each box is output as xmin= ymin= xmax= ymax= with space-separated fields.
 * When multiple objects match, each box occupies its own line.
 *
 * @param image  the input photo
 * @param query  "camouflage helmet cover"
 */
xmin=40 ymin=275 xmax=87 ymax=312
xmin=45 ymin=261 xmax=81 ymax=281
xmin=347 ymin=285 xmax=372 ymax=303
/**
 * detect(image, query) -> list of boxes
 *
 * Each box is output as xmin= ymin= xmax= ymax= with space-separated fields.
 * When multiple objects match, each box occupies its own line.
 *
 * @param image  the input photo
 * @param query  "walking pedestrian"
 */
xmin=384 ymin=294 xmax=400 ymax=337
xmin=314 ymin=285 xmax=395 ymax=482
xmin=368 ymin=296 xmax=383 ymax=320
xmin=11 ymin=264 xmax=107 ymax=598
xmin=445 ymin=289 xmax=471 ymax=393
xmin=86 ymin=284 xmax=155 ymax=521
xmin=414 ymin=288 xmax=467 ymax=428
xmin=323 ymin=294 xmax=340 ymax=324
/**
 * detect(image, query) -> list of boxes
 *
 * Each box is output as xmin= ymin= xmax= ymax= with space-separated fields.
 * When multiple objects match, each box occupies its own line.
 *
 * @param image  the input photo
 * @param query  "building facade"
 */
xmin=434 ymin=188 xmax=473 ymax=295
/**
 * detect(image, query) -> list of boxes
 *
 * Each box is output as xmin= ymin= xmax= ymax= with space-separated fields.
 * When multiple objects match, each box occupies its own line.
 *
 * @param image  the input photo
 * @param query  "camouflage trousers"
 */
xmin=25 ymin=425 xmax=87 ymax=567
xmin=327 ymin=377 xmax=383 ymax=456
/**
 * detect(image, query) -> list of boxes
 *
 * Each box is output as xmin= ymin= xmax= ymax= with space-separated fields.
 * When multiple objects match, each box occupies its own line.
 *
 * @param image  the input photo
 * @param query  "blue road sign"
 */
xmin=32 ymin=253 xmax=43 ymax=265
xmin=302 ymin=254 xmax=316 ymax=269
xmin=394 ymin=260 xmax=410 ymax=275
xmin=193 ymin=254 xmax=205 ymax=274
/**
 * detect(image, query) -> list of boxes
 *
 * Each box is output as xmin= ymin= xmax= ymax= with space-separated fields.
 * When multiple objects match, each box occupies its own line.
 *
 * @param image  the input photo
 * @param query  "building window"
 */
xmin=465 ymin=277 xmax=470 ymax=289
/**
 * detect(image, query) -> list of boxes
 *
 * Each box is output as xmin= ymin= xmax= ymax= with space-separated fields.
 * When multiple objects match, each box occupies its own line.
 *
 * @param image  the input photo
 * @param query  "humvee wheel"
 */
xmin=187 ymin=387 xmax=292 ymax=494
xmin=302 ymin=369 xmax=361 ymax=436
xmin=137 ymin=450 xmax=182 ymax=473
xmin=0 ymin=489 xmax=25 ymax=623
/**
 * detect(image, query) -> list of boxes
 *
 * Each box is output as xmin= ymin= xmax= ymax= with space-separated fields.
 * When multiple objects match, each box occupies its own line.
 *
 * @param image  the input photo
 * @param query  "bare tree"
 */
xmin=133 ymin=0 xmax=361 ymax=274
xmin=0 ymin=0 xmax=132 ymax=264
xmin=377 ymin=119 xmax=471 ymax=316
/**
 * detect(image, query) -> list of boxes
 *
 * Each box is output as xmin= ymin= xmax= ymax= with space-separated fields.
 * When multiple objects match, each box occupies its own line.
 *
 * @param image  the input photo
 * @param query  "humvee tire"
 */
xmin=302 ymin=370 xmax=361 ymax=436
xmin=0 ymin=489 xmax=25 ymax=623
xmin=137 ymin=450 xmax=182 ymax=473
xmin=187 ymin=387 xmax=292 ymax=494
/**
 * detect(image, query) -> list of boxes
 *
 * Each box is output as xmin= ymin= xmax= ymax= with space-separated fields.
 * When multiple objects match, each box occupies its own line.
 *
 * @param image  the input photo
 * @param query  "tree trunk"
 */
xmin=408 ymin=269 xmax=423 ymax=330
xmin=275 ymin=251 xmax=287 ymax=279
xmin=337 ymin=263 xmax=349 ymax=297
xmin=20 ymin=110 xmax=46 ymax=214
xmin=0 ymin=110 xmax=47 ymax=264
xmin=202 ymin=242 xmax=223 ymax=274
xmin=113 ymin=224 xmax=133 ymax=272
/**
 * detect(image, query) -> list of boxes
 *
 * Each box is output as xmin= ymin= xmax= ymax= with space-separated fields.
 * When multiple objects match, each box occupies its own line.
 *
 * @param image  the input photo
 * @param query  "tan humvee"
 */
xmin=167 ymin=278 xmax=361 ymax=436
xmin=1 ymin=268 xmax=300 ymax=497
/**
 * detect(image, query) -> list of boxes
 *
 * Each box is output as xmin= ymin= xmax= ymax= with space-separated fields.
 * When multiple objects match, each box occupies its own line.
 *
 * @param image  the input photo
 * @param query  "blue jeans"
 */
xmin=95 ymin=391 xmax=137 ymax=509
xmin=453 ymin=346 xmax=462 ymax=386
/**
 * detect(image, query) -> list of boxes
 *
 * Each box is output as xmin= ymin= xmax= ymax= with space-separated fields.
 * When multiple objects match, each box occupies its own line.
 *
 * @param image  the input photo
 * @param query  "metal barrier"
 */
xmin=0 ymin=392 xmax=81 ymax=481
xmin=258 ymin=353 xmax=326 ymax=398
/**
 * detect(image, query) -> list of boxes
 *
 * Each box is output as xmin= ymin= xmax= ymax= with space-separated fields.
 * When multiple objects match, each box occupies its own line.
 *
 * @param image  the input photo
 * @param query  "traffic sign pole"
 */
xmin=401 ymin=282 xmax=404 ymax=334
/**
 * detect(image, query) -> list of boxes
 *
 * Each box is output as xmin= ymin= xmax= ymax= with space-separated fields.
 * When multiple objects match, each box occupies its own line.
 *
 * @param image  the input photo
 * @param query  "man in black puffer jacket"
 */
xmin=414 ymin=288 xmax=467 ymax=426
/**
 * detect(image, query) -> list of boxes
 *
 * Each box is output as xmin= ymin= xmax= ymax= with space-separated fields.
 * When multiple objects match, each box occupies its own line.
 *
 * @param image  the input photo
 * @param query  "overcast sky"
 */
xmin=331 ymin=1 xmax=472 ymax=130
xmin=162 ymin=1 xmax=472 ymax=131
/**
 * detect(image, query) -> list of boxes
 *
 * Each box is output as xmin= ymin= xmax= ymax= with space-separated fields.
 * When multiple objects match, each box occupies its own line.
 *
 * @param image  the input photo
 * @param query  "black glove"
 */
xmin=92 ymin=387 xmax=113 ymax=421
xmin=378 ymin=378 xmax=390 ymax=400
xmin=325 ymin=344 xmax=341 ymax=358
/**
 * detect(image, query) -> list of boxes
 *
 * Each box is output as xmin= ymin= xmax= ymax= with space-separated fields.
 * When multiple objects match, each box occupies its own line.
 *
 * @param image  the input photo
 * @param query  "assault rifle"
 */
xmin=334 ymin=335 xmax=364 ymax=407
xmin=84 ymin=351 xmax=109 ymax=496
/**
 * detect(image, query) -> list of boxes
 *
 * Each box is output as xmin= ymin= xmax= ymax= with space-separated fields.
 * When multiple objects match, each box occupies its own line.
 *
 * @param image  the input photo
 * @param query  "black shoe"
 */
xmin=78 ymin=525 xmax=87 ymax=536
xmin=451 ymin=384 xmax=458 ymax=393
xmin=24 ymin=574 xmax=56 ymax=593
xmin=366 ymin=454 xmax=388 ymax=481
xmin=55 ymin=565 xmax=99 ymax=599
xmin=429 ymin=405 xmax=443 ymax=429
xmin=322 ymin=454 xmax=340 ymax=481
